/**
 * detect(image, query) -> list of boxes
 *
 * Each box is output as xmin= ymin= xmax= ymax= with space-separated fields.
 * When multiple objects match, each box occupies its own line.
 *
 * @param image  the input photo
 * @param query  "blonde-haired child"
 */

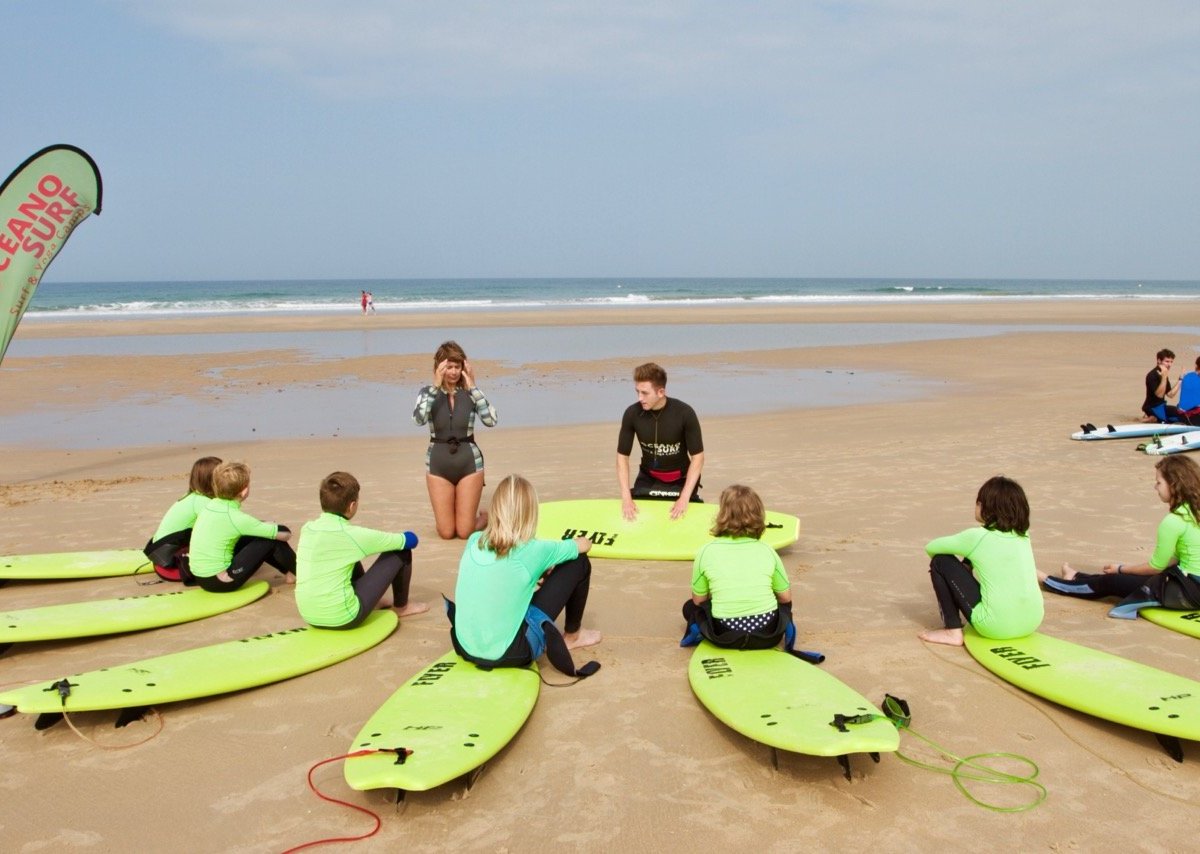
xmin=448 ymin=474 xmax=601 ymax=677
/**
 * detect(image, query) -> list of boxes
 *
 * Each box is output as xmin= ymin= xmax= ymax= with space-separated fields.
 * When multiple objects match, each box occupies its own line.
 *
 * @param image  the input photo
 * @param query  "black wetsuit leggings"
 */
xmin=334 ymin=550 xmax=414 ymax=630
xmin=1042 ymin=570 xmax=1147 ymax=600
xmin=465 ymin=554 xmax=593 ymax=667
xmin=928 ymin=554 xmax=982 ymax=630
xmin=195 ymin=532 xmax=297 ymax=593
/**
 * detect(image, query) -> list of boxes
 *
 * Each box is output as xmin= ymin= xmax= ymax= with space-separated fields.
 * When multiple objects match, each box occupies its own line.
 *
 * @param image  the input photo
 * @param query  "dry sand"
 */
xmin=2 ymin=300 xmax=1199 ymax=852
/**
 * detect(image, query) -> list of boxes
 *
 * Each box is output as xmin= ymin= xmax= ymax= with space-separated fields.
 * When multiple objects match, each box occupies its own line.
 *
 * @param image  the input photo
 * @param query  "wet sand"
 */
xmin=2 ymin=299 xmax=1199 ymax=852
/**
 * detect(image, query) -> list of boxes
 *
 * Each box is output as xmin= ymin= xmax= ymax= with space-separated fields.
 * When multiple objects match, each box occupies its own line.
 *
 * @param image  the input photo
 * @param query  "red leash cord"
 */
xmin=281 ymin=748 xmax=411 ymax=853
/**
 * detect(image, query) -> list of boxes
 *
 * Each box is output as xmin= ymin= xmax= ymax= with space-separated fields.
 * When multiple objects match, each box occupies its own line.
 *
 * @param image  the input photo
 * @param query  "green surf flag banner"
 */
xmin=0 ymin=144 xmax=102 ymax=365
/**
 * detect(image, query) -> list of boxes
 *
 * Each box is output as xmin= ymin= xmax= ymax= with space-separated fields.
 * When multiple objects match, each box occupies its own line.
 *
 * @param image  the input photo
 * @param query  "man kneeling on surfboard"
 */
xmin=678 ymin=485 xmax=818 ymax=661
xmin=616 ymin=362 xmax=704 ymax=522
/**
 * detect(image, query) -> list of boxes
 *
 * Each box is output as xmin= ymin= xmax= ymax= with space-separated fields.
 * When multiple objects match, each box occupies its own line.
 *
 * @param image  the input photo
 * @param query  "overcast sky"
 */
xmin=4 ymin=1 xmax=1197 ymax=282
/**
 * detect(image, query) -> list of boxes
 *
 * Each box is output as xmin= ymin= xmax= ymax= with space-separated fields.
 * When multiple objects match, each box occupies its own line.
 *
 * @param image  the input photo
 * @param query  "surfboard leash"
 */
xmin=283 ymin=748 xmax=413 ymax=853
xmin=831 ymin=695 xmax=1047 ymax=813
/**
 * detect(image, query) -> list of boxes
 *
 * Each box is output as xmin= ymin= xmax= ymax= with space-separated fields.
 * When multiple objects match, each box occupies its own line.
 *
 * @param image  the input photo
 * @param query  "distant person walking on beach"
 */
xmin=366 ymin=291 xmax=375 ymax=314
xmin=360 ymin=290 xmax=368 ymax=314
xmin=413 ymin=341 xmax=498 ymax=539
xmin=1142 ymin=348 xmax=1183 ymax=423
xmin=616 ymin=362 xmax=704 ymax=521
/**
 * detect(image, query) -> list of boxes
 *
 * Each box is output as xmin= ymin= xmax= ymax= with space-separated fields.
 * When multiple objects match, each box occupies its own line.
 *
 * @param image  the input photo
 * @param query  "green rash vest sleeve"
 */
xmin=769 ymin=548 xmax=789 ymax=593
xmin=925 ymin=527 xmax=988 ymax=559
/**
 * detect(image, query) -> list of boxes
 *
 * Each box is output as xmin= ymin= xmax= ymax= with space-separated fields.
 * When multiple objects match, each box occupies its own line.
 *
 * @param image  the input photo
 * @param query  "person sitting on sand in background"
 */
xmin=1178 ymin=355 xmax=1200 ymax=422
xmin=413 ymin=340 xmax=498 ymax=539
xmin=188 ymin=461 xmax=297 ymax=592
xmin=143 ymin=455 xmax=222 ymax=583
xmin=295 ymin=471 xmax=427 ymax=629
xmin=918 ymin=475 xmax=1043 ymax=646
xmin=616 ymin=362 xmax=704 ymax=521
xmin=1141 ymin=348 xmax=1185 ymax=423
xmin=679 ymin=484 xmax=806 ymax=655
xmin=446 ymin=474 xmax=601 ymax=678
xmin=1041 ymin=455 xmax=1200 ymax=618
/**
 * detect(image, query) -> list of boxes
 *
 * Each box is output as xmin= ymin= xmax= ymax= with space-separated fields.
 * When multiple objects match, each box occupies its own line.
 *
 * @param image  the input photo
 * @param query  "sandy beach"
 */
xmin=2 ymin=299 xmax=1200 ymax=852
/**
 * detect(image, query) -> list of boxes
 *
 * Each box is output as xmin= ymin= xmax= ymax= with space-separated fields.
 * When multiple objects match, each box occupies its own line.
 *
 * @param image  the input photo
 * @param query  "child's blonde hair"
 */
xmin=212 ymin=461 xmax=251 ymax=500
xmin=480 ymin=475 xmax=538 ymax=558
xmin=711 ymin=484 xmax=766 ymax=539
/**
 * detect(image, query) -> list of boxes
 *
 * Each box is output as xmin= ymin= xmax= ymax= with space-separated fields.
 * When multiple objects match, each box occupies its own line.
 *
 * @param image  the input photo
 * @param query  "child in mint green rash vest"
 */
xmin=143 ymin=455 xmax=221 ymax=583
xmin=295 ymin=471 xmax=428 ymax=629
xmin=680 ymin=484 xmax=798 ymax=652
xmin=919 ymin=475 xmax=1043 ymax=646
xmin=188 ymin=461 xmax=297 ymax=592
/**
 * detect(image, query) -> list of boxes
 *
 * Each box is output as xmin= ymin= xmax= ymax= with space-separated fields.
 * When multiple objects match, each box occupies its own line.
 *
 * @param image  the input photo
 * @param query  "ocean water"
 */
xmin=21 ymin=276 xmax=1199 ymax=319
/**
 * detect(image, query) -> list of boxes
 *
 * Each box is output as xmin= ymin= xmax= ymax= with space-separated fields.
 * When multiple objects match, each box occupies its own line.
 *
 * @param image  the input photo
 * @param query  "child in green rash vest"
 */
xmin=681 ymin=484 xmax=794 ymax=648
xmin=188 ymin=461 xmax=297 ymax=593
xmin=143 ymin=456 xmax=222 ymax=582
xmin=449 ymin=474 xmax=601 ymax=675
xmin=295 ymin=471 xmax=428 ymax=629
xmin=919 ymin=476 xmax=1044 ymax=647
xmin=1041 ymin=455 xmax=1200 ymax=617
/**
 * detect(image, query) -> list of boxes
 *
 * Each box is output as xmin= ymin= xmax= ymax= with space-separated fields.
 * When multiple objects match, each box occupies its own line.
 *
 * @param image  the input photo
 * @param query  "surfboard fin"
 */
xmin=1156 ymin=734 xmax=1184 ymax=763
xmin=837 ymin=755 xmax=852 ymax=781
xmin=34 ymin=712 xmax=63 ymax=730
xmin=115 ymin=706 xmax=149 ymax=729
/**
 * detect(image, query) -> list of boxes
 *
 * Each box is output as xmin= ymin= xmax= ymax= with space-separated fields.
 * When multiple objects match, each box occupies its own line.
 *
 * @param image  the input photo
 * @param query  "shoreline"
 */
xmin=12 ymin=297 xmax=1200 ymax=338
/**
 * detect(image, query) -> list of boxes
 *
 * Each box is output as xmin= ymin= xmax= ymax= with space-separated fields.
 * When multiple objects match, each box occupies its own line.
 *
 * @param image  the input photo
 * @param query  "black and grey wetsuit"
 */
xmin=413 ymin=385 xmax=498 ymax=485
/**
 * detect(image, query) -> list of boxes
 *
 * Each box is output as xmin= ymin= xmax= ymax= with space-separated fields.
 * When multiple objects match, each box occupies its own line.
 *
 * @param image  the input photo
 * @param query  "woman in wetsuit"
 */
xmin=413 ymin=341 xmax=498 ymax=539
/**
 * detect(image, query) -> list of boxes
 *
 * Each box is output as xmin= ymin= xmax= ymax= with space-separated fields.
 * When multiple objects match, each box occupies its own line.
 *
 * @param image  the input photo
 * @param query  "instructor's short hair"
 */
xmin=320 ymin=471 xmax=360 ymax=516
xmin=634 ymin=362 xmax=667 ymax=388
xmin=212 ymin=461 xmax=251 ymax=500
xmin=1157 ymin=348 xmax=1176 ymax=361
xmin=976 ymin=475 xmax=1030 ymax=536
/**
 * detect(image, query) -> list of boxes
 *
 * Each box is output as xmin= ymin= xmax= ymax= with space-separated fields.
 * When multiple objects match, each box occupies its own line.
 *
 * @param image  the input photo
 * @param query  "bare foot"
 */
xmin=395 ymin=601 xmax=430 ymax=618
xmin=564 ymin=628 xmax=602 ymax=650
xmin=284 ymin=572 xmax=296 ymax=585
xmin=1059 ymin=562 xmax=1079 ymax=581
xmin=1036 ymin=567 xmax=1049 ymax=584
xmin=473 ymin=511 xmax=488 ymax=532
xmin=918 ymin=627 xmax=964 ymax=646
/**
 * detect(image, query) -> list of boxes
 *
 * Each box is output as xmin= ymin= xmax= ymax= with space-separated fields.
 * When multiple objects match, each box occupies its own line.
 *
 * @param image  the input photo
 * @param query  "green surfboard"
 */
xmin=963 ymin=628 xmax=1200 ymax=744
xmin=688 ymin=642 xmax=899 ymax=758
xmin=1140 ymin=608 xmax=1200 ymax=639
xmin=0 ymin=610 xmax=397 ymax=715
xmin=537 ymin=499 xmax=800 ymax=560
xmin=344 ymin=650 xmax=540 ymax=793
xmin=0 ymin=549 xmax=151 ymax=581
xmin=0 ymin=581 xmax=269 ymax=647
